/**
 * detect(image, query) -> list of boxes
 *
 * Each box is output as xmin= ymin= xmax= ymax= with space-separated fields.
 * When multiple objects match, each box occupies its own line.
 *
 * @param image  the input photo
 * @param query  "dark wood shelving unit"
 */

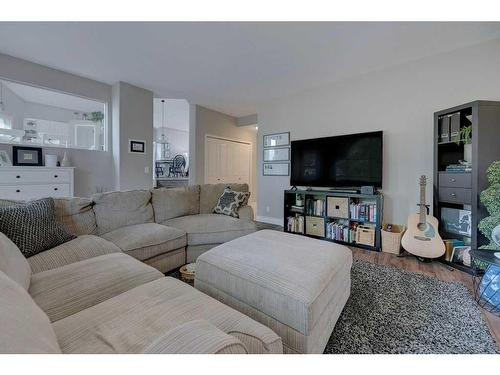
xmin=433 ymin=101 xmax=500 ymax=274
xmin=284 ymin=189 xmax=383 ymax=251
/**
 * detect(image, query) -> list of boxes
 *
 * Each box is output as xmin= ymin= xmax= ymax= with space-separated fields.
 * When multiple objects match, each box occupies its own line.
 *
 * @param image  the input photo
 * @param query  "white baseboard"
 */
xmin=256 ymin=215 xmax=283 ymax=226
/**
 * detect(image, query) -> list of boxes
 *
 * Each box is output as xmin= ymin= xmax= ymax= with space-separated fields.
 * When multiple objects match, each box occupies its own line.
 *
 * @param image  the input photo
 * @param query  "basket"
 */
xmin=381 ymin=224 xmax=406 ymax=254
xmin=356 ymin=225 xmax=376 ymax=246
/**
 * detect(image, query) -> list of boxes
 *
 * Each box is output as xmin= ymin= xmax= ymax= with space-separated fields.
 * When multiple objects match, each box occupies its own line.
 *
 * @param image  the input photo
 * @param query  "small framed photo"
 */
xmin=12 ymin=146 xmax=43 ymax=166
xmin=263 ymin=132 xmax=290 ymax=148
xmin=264 ymin=147 xmax=290 ymax=162
xmin=451 ymin=246 xmax=472 ymax=266
xmin=0 ymin=150 xmax=12 ymax=166
xmin=263 ymin=162 xmax=290 ymax=176
xmin=129 ymin=139 xmax=146 ymax=154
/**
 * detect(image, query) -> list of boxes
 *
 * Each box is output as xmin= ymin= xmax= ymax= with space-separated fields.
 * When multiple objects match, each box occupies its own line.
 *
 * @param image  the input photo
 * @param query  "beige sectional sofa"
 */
xmin=0 ymin=183 xmax=283 ymax=354
xmin=3 ymin=183 xmax=256 ymax=274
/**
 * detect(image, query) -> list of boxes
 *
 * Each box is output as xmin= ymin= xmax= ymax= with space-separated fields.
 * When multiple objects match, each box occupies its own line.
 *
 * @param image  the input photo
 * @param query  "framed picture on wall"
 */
xmin=129 ymin=139 xmax=146 ymax=154
xmin=263 ymin=162 xmax=290 ymax=176
xmin=12 ymin=146 xmax=43 ymax=166
xmin=263 ymin=132 xmax=290 ymax=148
xmin=263 ymin=147 xmax=290 ymax=162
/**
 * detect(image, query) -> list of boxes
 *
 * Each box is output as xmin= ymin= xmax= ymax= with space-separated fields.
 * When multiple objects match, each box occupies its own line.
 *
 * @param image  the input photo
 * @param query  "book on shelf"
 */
xmin=306 ymin=199 xmax=325 ymax=216
xmin=445 ymin=163 xmax=471 ymax=173
xmin=326 ymin=221 xmax=364 ymax=243
xmin=349 ymin=202 xmax=377 ymax=222
xmin=287 ymin=214 xmax=304 ymax=233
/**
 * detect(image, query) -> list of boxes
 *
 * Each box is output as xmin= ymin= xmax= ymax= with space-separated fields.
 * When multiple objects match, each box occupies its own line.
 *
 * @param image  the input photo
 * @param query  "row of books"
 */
xmin=446 ymin=163 xmax=471 ymax=173
xmin=286 ymin=215 xmax=304 ymax=234
xmin=326 ymin=222 xmax=353 ymax=243
xmin=306 ymin=199 xmax=325 ymax=216
xmin=350 ymin=203 xmax=377 ymax=222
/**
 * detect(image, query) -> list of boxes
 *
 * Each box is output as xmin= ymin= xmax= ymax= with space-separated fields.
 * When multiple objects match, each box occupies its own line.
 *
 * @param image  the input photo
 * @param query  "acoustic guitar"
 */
xmin=401 ymin=175 xmax=445 ymax=259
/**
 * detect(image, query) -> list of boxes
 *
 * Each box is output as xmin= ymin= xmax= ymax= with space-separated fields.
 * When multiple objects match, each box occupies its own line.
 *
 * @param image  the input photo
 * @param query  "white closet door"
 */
xmin=205 ymin=137 xmax=220 ymax=184
xmin=205 ymin=137 xmax=251 ymax=187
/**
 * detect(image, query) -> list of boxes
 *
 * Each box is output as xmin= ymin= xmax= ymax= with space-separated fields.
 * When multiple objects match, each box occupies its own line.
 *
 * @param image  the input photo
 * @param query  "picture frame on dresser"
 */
xmin=12 ymin=146 xmax=43 ymax=166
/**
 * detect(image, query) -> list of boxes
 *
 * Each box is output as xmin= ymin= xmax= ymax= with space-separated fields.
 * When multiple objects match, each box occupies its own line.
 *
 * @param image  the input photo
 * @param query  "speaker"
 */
xmin=360 ymin=186 xmax=375 ymax=195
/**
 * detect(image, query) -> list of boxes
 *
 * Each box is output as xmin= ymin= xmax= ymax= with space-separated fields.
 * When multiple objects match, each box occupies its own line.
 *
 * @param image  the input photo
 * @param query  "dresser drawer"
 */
xmin=438 ymin=187 xmax=472 ymax=204
xmin=0 ymin=169 xmax=71 ymax=184
xmin=0 ymin=184 xmax=71 ymax=200
xmin=305 ymin=216 xmax=325 ymax=237
xmin=438 ymin=172 xmax=471 ymax=188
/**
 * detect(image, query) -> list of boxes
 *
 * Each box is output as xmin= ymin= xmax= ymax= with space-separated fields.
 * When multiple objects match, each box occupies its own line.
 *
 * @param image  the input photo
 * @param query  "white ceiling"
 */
xmin=1 ymin=79 xmax=105 ymax=113
xmin=0 ymin=22 xmax=499 ymax=117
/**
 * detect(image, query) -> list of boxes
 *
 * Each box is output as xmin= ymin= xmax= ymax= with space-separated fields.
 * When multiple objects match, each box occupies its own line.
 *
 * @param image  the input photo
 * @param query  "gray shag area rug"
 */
xmin=169 ymin=259 xmax=499 ymax=354
xmin=324 ymin=259 xmax=499 ymax=354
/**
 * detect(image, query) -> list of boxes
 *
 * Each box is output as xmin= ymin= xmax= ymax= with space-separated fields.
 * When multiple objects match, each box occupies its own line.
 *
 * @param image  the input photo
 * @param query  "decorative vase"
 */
xmin=45 ymin=154 xmax=58 ymax=167
xmin=464 ymin=143 xmax=472 ymax=163
xmin=61 ymin=152 xmax=70 ymax=167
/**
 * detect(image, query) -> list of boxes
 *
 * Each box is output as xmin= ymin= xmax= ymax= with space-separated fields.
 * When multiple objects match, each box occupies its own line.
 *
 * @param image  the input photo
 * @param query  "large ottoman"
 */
xmin=194 ymin=229 xmax=352 ymax=354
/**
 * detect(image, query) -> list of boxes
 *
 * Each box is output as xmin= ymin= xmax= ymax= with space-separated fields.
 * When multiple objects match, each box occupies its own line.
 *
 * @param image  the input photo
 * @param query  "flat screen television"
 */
xmin=290 ymin=131 xmax=383 ymax=188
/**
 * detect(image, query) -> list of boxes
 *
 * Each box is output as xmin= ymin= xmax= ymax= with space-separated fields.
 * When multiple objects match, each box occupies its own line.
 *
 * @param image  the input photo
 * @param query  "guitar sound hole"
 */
xmin=417 ymin=223 xmax=427 ymax=231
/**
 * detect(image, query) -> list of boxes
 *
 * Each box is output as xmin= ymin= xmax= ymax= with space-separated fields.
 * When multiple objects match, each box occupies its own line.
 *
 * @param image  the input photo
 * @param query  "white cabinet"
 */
xmin=0 ymin=167 xmax=74 ymax=200
xmin=205 ymin=136 xmax=251 ymax=185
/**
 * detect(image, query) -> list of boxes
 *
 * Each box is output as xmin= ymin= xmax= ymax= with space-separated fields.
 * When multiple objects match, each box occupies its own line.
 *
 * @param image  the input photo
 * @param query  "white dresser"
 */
xmin=0 ymin=166 xmax=75 ymax=200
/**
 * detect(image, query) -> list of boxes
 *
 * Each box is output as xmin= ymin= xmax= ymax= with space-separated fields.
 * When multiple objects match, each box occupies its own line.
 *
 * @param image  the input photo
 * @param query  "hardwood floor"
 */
xmin=350 ymin=246 xmax=500 ymax=348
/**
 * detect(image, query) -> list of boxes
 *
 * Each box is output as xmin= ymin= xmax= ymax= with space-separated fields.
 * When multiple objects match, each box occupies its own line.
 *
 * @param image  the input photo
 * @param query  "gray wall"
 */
xmin=257 ymin=38 xmax=500 ymax=225
xmin=193 ymin=105 xmax=257 ymax=202
xmin=0 ymin=53 xmax=113 ymax=197
xmin=112 ymin=82 xmax=154 ymax=191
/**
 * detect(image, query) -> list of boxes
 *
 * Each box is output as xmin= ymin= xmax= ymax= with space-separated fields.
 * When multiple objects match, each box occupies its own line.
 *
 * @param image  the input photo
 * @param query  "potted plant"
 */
xmin=456 ymin=124 xmax=472 ymax=163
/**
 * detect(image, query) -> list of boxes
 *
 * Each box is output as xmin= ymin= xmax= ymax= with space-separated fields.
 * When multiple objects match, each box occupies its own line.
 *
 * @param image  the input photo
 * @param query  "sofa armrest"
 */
xmin=237 ymin=205 xmax=254 ymax=221
xmin=141 ymin=319 xmax=248 ymax=354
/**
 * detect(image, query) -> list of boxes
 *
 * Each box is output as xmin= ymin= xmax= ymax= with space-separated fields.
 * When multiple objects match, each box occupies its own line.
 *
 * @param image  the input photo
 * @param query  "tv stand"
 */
xmin=283 ymin=188 xmax=383 ymax=251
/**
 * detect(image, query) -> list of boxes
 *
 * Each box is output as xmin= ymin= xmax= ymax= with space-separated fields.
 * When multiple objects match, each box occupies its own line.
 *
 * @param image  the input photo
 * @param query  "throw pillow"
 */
xmin=0 ymin=198 xmax=76 ymax=258
xmin=213 ymin=188 xmax=251 ymax=218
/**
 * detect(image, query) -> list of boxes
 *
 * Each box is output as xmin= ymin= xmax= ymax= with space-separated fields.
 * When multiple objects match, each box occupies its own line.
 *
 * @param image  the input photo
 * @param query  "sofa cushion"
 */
xmin=92 ymin=190 xmax=154 ymax=235
xmin=161 ymin=214 xmax=256 ymax=246
xmin=152 ymin=185 xmax=200 ymax=223
xmin=199 ymin=183 xmax=248 ymax=214
xmin=27 ymin=235 xmax=122 ymax=274
xmin=0 ymin=271 xmax=61 ymax=353
xmin=53 ymin=277 xmax=282 ymax=354
xmin=0 ymin=198 xmax=97 ymax=236
xmin=54 ymin=197 xmax=97 ymax=236
xmin=0 ymin=232 xmax=31 ymax=290
xmin=29 ymin=253 xmax=164 ymax=322
xmin=141 ymin=319 xmax=248 ymax=354
xmin=101 ymin=223 xmax=187 ymax=261
xmin=213 ymin=188 xmax=251 ymax=218
xmin=0 ymin=198 xmax=76 ymax=258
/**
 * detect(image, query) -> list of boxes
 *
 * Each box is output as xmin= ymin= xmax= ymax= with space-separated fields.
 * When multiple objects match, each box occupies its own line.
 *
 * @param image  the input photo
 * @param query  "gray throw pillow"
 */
xmin=213 ymin=188 xmax=251 ymax=218
xmin=0 ymin=198 xmax=76 ymax=258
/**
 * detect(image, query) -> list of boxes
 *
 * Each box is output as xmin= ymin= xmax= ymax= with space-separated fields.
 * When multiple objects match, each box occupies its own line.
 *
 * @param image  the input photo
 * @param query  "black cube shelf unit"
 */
xmin=284 ymin=189 xmax=383 ymax=251
xmin=434 ymin=100 xmax=500 ymax=274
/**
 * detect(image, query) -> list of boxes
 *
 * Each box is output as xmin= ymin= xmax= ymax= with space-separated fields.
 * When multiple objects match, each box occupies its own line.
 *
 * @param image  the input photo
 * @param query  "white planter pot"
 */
xmin=464 ymin=143 xmax=472 ymax=163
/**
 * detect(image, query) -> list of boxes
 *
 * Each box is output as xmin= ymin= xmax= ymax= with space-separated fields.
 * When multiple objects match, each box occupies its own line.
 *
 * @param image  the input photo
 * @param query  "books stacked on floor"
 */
xmin=287 ymin=215 xmax=304 ymax=233
xmin=446 ymin=163 xmax=471 ymax=173
xmin=306 ymin=199 xmax=325 ymax=216
xmin=350 ymin=202 xmax=377 ymax=222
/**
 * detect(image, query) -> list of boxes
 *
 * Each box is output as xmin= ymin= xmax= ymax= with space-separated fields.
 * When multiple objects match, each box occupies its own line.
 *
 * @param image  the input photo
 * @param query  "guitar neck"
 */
xmin=419 ymin=183 xmax=426 ymax=224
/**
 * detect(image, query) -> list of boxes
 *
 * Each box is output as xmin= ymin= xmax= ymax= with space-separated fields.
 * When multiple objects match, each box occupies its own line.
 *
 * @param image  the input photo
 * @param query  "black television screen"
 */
xmin=290 ymin=131 xmax=383 ymax=188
